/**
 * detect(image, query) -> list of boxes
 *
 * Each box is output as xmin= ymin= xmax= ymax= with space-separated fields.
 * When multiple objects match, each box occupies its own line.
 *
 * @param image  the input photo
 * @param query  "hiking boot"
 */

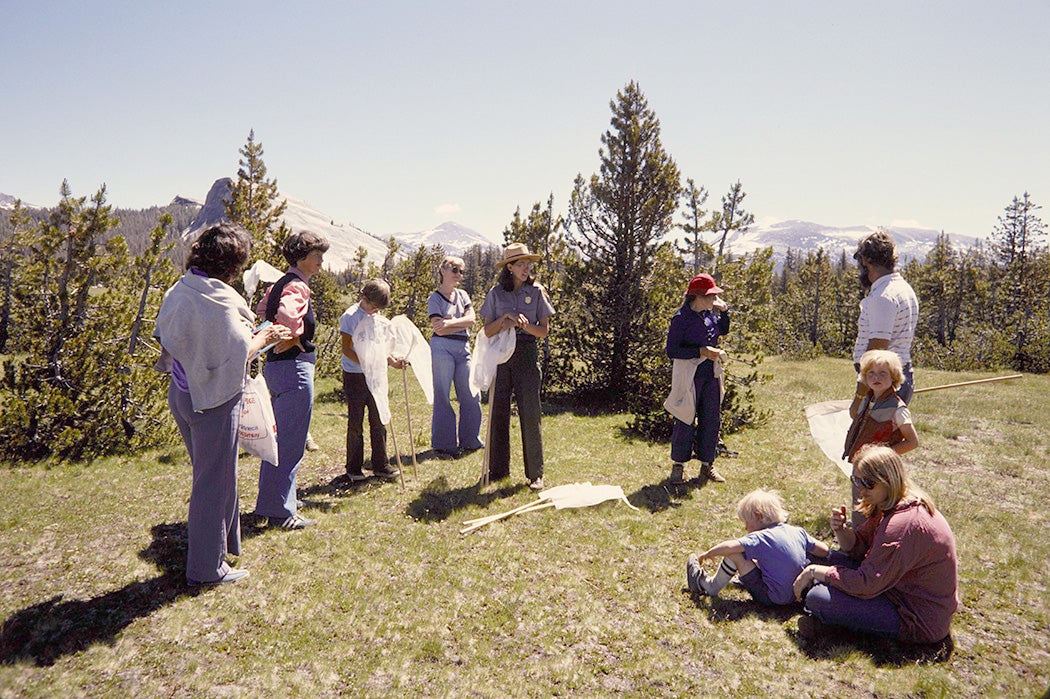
xmin=669 ymin=463 xmax=685 ymax=484
xmin=701 ymin=462 xmax=726 ymax=483
xmin=346 ymin=470 xmax=370 ymax=482
xmin=686 ymin=554 xmax=707 ymax=595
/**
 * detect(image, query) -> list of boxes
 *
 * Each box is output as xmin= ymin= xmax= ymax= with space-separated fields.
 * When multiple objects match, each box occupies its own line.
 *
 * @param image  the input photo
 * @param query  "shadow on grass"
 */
xmin=405 ymin=475 xmax=528 ymax=523
xmin=682 ymin=588 xmax=953 ymax=666
xmin=789 ymin=626 xmax=955 ymax=667
xmin=626 ymin=476 xmax=713 ymax=514
xmin=0 ymin=516 xmax=272 ymax=668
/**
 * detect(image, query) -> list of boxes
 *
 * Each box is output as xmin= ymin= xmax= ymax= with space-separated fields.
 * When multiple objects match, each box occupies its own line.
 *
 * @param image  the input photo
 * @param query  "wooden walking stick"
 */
xmin=913 ymin=374 xmax=1023 ymax=395
xmin=387 ymin=413 xmax=407 ymax=489
xmin=400 ymin=365 xmax=419 ymax=479
xmin=478 ymin=375 xmax=497 ymax=488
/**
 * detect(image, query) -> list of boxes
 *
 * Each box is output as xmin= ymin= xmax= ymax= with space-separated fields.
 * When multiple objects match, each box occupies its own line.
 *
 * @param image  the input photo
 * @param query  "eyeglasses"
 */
xmin=449 ymin=266 xmax=463 ymax=274
xmin=851 ymin=474 xmax=878 ymax=491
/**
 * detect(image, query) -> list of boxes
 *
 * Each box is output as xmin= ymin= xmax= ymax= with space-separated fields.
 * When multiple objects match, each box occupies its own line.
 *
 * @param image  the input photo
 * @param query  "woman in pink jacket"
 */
xmin=792 ymin=445 xmax=958 ymax=646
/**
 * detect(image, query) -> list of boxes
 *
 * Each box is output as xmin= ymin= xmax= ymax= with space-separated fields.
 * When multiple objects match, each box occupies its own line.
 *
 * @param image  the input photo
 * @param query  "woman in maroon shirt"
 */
xmin=792 ymin=445 xmax=958 ymax=645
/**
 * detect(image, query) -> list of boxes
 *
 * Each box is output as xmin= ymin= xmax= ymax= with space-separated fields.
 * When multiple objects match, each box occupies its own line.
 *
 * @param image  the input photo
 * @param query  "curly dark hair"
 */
xmin=282 ymin=230 xmax=330 ymax=266
xmin=186 ymin=223 xmax=253 ymax=282
xmin=498 ymin=266 xmax=537 ymax=292
xmin=854 ymin=229 xmax=898 ymax=271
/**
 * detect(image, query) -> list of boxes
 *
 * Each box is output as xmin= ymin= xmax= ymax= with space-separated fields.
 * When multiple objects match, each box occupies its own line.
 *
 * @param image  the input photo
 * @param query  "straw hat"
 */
xmin=496 ymin=242 xmax=542 ymax=268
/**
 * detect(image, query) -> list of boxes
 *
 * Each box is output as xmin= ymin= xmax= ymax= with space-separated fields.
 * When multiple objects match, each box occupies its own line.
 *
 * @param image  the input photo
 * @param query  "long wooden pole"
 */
xmin=914 ymin=374 xmax=1023 ymax=395
xmin=478 ymin=376 xmax=496 ymax=489
xmin=401 ymin=366 xmax=418 ymax=479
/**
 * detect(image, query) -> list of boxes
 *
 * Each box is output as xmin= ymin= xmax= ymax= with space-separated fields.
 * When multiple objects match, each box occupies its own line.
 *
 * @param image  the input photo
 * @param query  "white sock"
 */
xmin=701 ymin=558 xmax=738 ymax=596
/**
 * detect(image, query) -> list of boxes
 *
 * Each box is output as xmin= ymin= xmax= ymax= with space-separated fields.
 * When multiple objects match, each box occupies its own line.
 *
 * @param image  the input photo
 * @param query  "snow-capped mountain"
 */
xmin=0 ymin=193 xmax=42 ymax=210
xmin=719 ymin=220 xmax=980 ymax=266
xmin=395 ymin=221 xmax=497 ymax=254
xmin=181 ymin=179 xmax=393 ymax=272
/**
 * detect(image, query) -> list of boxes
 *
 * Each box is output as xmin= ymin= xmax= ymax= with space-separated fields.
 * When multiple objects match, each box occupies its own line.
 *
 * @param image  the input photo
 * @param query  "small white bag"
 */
xmin=239 ymin=373 xmax=279 ymax=465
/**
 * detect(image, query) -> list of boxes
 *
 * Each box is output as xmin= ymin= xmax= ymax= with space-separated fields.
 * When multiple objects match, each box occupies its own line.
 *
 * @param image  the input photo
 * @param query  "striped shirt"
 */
xmin=853 ymin=273 xmax=919 ymax=365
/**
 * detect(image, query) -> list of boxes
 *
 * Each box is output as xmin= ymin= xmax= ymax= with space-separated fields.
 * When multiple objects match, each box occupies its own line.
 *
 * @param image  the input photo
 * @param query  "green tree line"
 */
xmin=1 ymin=83 xmax=1045 ymax=462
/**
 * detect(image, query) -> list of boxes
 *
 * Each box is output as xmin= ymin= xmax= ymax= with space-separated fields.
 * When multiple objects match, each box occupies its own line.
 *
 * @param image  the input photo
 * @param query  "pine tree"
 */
xmin=0 ymin=182 xmax=177 ymax=460
xmin=710 ymin=180 xmax=755 ymax=267
xmin=225 ymin=129 xmax=290 ymax=269
xmin=675 ymin=178 xmax=713 ymax=274
xmin=567 ymin=81 xmax=682 ymax=404
xmin=0 ymin=201 xmax=31 ymax=353
xmin=991 ymin=192 xmax=1047 ymax=370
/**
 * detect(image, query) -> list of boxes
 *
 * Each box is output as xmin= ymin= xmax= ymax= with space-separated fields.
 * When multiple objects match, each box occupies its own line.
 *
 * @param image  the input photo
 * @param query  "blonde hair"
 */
xmin=859 ymin=349 xmax=904 ymax=390
xmin=853 ymin=445 xmax=936 ymax=518
xmin=435 ymin=256 xmax=466 ymax=285
xmin=736 ymin=489 xmax=789 ymax=528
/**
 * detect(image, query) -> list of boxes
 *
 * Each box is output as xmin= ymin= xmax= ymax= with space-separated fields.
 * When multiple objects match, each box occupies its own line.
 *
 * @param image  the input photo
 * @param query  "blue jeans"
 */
xmin=255 ymin=357 xmax=314 ymax=519
xmin=168 ymin=383 xmax=241 ymax=583
xmin=430 ymin=336 xmax=483 ymax=452
xmin=670 ymin=360 xmax=721 ymax=464
xmin=803 ymin=549 xmax=902 ymax=639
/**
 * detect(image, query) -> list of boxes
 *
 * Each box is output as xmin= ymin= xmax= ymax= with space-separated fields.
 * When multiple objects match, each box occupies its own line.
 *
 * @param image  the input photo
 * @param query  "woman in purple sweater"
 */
xmin=792 ymin=445 xmax=958 ymax=645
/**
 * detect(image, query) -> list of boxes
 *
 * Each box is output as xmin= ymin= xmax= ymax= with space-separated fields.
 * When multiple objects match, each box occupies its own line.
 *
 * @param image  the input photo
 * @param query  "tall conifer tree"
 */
xmin=567 ymin=81 xmax=681 ymax=402
xmin=225 ymin=129 xmax=290 ymax=269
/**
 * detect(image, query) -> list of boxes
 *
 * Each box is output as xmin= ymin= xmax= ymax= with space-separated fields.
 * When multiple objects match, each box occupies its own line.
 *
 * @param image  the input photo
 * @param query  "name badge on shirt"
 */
xmin=525 ymin=296 xmax=532 ymax=305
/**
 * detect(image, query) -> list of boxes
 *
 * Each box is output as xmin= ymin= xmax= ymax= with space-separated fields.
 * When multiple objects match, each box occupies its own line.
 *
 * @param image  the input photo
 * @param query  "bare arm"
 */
xmin=431 ymin=307 xmax=476 ymax=335
xmin=697 ymin=538 xmax=745 ymax=564
xmin=895 ymin=422 xmax=918 ymax=455
xmin=341 ymin=332 xmax=359 ymax=364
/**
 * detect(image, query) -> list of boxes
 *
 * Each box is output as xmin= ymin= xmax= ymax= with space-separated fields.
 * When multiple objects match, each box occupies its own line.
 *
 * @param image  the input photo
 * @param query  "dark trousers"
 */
xmin=488 ymin=339 xmax=543 ymax=481
xmin=670 ymin=361 xmax=721 ymax=464
xmin=343 ymin=370 xmax=387 ymax=474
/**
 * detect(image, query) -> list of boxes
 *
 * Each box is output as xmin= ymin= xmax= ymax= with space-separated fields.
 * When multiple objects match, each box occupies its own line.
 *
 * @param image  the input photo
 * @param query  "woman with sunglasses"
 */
xmin=792 ymin=445 xmax=958 ymax=647
xmin=428 ymin=255 xmax=484 ymax=457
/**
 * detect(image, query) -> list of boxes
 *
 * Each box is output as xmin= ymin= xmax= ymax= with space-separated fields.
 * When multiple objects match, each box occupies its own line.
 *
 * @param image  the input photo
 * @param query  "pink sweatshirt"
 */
xmin=825 ymin=499 xmax=958 ymax=643
xmin=255 ymin=268 xmax=311 ymax=337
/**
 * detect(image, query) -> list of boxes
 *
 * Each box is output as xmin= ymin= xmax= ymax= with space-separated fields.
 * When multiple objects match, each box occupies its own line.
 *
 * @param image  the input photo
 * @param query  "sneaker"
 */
xmin=270 ymin=514 xmax=316 ymax=530
xmin=305 ymin=435 xmax=320 ymax=451
xmin=670 ymin=463 xmax=685 ymax=484
xmin=347 ymin=471 xmax=370 ymax=482
xmin=372 ymin=466 xmax=400 ymax=480
xmin=686 ymin=554 xmax=707 ymax=595
xmin=188 ymin=567 xmax=250 ymax=586
xmin=529 ymin=477 xmax=545 ymax=491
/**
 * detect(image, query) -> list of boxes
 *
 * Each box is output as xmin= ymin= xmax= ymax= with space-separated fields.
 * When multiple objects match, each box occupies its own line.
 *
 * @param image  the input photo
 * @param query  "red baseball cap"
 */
xmin=686 ymin=273 xmax=723 ymax=296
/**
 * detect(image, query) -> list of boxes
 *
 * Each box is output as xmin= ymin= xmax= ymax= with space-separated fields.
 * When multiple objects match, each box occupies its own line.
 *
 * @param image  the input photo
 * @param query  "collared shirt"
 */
xmin=479 ymin=282 xmax=555 ymax=332
xmin=853 ymin=272 xmax=919 ymax=365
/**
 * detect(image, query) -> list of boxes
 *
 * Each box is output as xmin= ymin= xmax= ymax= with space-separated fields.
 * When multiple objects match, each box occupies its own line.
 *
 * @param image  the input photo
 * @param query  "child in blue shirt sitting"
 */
xmin=688 ymin=489 xmax=830 ymax=605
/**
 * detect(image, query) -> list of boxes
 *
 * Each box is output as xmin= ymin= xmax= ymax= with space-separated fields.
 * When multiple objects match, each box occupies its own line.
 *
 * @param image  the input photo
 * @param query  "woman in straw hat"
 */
xmin=479 ymin=243 xmax=555 ymax=490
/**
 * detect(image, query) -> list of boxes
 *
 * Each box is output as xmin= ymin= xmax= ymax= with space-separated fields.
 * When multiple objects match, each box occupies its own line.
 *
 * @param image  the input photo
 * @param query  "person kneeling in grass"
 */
xmin=687 ymin=489 xmax=830 ymax=605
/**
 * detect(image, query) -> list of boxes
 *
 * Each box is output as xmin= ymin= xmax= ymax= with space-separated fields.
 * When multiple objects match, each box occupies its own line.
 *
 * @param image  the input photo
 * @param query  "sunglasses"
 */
xmin=851 ymin=474 xmax=878 ymax=491
xmin=447 ymin=266 xmax=463 ymax=274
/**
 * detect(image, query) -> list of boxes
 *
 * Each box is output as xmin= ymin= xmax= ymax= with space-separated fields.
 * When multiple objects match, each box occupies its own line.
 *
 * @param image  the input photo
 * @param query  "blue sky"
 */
xmin=3 ymin=1 xmax=1048 ymax=243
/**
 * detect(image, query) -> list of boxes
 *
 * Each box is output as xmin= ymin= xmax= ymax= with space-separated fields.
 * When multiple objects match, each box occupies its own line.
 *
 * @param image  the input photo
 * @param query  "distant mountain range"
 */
xmin=2 ymin=187 xmax=981 ymax=271
xmin=721 ymin=220 xmax=979 ymax=266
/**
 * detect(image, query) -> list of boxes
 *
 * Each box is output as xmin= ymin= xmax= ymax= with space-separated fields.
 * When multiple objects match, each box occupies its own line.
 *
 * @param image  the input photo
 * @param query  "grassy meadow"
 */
xmin=0 ymin=356 xmax=1047 ymax=698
